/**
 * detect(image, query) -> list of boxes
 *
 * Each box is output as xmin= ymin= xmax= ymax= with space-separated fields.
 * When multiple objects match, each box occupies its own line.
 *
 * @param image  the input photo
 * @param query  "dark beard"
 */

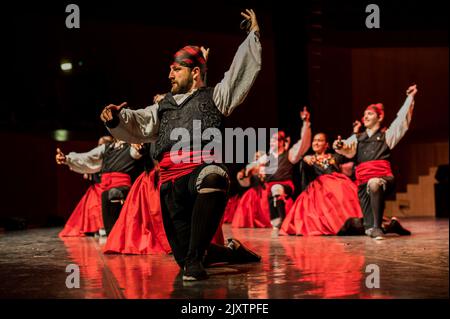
xmin=171 ymin=76 xmax=193 ymax=94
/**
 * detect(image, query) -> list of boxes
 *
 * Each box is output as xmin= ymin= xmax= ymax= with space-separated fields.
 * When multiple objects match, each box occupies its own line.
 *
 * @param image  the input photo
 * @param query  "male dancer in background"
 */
xmin=56 ymin=139 xmax=144 ymax=235
xmin=334 ymin=84 xmax=418 ymax=239
xmin=257 ymin=107 xmax=311 ymax=231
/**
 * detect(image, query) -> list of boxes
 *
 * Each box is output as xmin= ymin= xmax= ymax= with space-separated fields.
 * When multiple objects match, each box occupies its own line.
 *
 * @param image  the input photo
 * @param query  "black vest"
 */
xmin=356 ymin=130 xmax=391 ymax=164
xmin=154 ymin=88 xmax=224 ymax=160
xmin=101 ymin=143 xmax=143 ymax=180
xmin=265 ymin=152 xmax=294 ymax=182
xmin=143 ymin=143 xmax=156 ymax=173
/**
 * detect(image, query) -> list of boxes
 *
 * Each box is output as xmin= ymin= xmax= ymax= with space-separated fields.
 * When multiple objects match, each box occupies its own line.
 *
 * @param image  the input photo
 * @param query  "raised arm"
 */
xmin=288 ymin=107 xmax=312 ymax=164
xmin=213 ymin=9 xmax=262 ymax=116
xmin=385 ymin=84 xmax=417 ymax=149
xmin=332 ymin=120 xmax=362 ymax=158
xmin=100 ymin=102 xmax=160 ymax=144
xmin=339 ymin=121 xmax=361 ymax=146
xmin=56 ymin=144 xmax=105 ymax=174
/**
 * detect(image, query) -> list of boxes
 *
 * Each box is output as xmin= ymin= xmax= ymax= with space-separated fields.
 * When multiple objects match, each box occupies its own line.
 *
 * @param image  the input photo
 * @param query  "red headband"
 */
xmin=365 ymin=103 xmax=384 ymax=118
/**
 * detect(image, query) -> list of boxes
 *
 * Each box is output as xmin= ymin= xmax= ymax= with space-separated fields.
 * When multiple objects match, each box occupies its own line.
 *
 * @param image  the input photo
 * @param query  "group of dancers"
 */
xmin=224 ymin=98 xmax=415 ymax=240
xmin=55 ymin=9 xmax=415 ymax=281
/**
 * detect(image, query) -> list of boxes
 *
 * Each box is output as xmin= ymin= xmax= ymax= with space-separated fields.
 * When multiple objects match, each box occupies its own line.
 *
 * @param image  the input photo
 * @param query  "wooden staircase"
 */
xmin=385 ymin=166 xmax=438 ymax=217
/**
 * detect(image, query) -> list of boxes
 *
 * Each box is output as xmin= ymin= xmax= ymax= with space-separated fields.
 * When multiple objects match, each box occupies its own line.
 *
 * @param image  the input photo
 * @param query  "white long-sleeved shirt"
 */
xmin=253 ymin=121 xmax=312 ymax=171
xmin=288 ymin=121 xmax=312 ymax=164
xmin=109 ymin=30 xmax=262 ymax=144
xmin=65 ymin=142 xmax=142 ymax=174
xmin=344 ymin=95 xmax=415 ymax=149
xmin=66 ymin=144 xmax=105 ymax=174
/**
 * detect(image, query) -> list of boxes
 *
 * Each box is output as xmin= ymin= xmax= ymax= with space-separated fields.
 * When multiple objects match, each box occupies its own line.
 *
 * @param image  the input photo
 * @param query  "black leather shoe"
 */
xmin=383 ymin=217 xmax=411 ymax=236
xmin=182 ymin=259 xmax=208 ymax=281
xmin=226 ymin=238 xmax=261 ymax=263
xmin=337 ymin=218 xmax=365 ymax=236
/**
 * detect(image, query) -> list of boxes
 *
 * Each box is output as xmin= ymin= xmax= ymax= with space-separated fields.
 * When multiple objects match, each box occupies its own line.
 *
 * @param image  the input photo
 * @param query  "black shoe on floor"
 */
xmin=384 ymin=217 xmax=411 ymax=236
xmin=227 ymin=238 xmax=261 ymax=263
xmin=182 ymin=259 xmax=208 ymax=281
xmin=337 ymin=218 xmax=365 ymax=236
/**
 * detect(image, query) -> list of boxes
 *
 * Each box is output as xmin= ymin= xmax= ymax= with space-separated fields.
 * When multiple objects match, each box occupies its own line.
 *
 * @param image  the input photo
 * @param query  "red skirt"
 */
xmin=223 ymin=194 xmax=241 ymax=223
xmin=104 ymin=170 xmax=225 ymax=254
xmin=212 ymin=221 xmax=225 ymax=246
xmin=59 ymin=184 xmax=103 ymax=237
xmin=280 ymin=172 xmax=362 ymax=236
xmin=260 ymin=180 xmax=294 ymax=225
xmin=104 ymin=170 xmax=171 ymax=254
xmin=59 ymin=172 xmax=132 ymax=237
xmin=231 ymin=187 xmax=272 ymax=228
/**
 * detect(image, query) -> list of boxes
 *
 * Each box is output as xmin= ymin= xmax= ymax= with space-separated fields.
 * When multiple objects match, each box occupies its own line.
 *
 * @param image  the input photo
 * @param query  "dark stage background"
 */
xmin=1 ymin=0 xmax=448 ymax=227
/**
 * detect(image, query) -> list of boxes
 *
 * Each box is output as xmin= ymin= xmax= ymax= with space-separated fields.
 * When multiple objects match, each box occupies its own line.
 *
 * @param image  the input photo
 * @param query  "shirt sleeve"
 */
xmin=108 ymin=104 xmax=160 ymax=143
xmin=213 ymin=30 xmax=262 ymax=117
xmin=256 ymin=154 xmax=269 ymax=166
xmin=336 ymin=134 xmax=358 ymax=159
xmin=343 ymin=134 xmax=358 ymax=145
xmin=65 ymin=144 xmax=105 ymax=174
xmin=288 ymin=121 xmax=312 ymax=164
xmin=385 ymin=95 xmax=415 ymax=149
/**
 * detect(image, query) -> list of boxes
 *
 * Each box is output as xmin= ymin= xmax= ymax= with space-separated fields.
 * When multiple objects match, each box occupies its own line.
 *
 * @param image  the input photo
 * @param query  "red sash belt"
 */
xmin=355 ymin=160 xmax=393 ymax=186
xmin=100 ymin=172 xmax=131 ymax=190
xmin=159 ymin=151 xmax=216 ymax=185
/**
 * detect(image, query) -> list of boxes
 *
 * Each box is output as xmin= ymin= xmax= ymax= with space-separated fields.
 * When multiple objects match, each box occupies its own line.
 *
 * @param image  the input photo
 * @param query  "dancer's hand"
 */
xmin=200 ymin=46 xmax=210 ymax=62
xmin=237 ymin=169 xmax=251 ymax=187
xmin=100 ymin=102 xmax=127 ymax=123
xmin=353 ymin=120 xmax=362 ymax=134
xmin=335 ymin=141 xmax=357 ymax=158
xmin=406 ymin=84 xmax=418 ymax=97
xmin=245 ymin=162 xmax=258 ymax=177
xmin=303 ymin=155 xmax=316 ymax=166
xmin=131 ymin=143 xmax=143 ymax=152
xmin=153 ymin=94 xmax=165 ymax=104
xmin=241 ymin=9 xmax=260 ymax=35
xmin=300 ymin=106 xmax=310 ymax=122
xmin=56 ymin=148 xmax=66 ymax=165
xmin=332 ymin=135 xmax=344 ymax=150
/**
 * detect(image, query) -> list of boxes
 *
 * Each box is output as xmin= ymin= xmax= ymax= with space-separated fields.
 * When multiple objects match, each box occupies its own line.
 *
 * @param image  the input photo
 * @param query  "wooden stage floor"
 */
xmin=0 ymin=218 xmax=448 ymax=299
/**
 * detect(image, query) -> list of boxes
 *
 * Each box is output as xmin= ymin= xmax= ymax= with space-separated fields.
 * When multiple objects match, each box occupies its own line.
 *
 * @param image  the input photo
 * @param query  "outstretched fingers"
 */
xmin=100 ymin=102 xmax=126 ymax=123
xmin=240 ymin=9 xmax=259 ymax=33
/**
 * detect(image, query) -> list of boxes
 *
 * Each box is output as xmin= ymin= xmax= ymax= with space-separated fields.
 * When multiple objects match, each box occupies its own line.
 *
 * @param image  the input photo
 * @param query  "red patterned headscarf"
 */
xmin=172 ymin=45 xmax=207 ymax=75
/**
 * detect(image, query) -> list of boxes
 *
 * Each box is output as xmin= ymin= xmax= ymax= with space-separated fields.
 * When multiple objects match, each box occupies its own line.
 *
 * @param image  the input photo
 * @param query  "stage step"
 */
xmin=385 ymin=166 xmax=437 ymax=217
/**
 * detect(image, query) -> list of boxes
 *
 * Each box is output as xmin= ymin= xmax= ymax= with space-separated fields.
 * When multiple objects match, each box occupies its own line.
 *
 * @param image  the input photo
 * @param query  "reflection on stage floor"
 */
xmin=0 ymin=218 xmax=447 ymax=299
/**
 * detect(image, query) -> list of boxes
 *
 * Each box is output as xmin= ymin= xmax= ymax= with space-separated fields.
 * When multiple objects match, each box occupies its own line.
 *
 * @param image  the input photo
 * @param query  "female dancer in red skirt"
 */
xmin=280 ymin=132 xmax=363 ymax=236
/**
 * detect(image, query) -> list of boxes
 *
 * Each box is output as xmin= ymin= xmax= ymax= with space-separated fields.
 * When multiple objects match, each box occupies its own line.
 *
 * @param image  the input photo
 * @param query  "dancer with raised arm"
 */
xmin=333 ymin=84 xmax=417 ymax=239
